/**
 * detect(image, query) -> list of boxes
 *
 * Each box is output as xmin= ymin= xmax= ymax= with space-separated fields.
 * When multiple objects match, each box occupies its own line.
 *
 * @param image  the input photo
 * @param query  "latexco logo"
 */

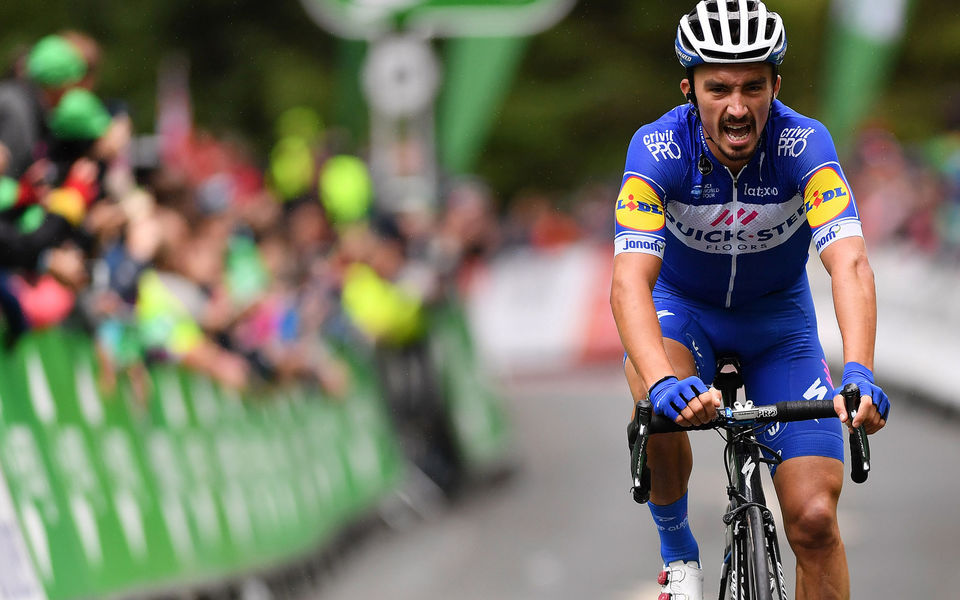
xmin=644 ymin=130 xmax=681 ymax=162
xmin=742 ymin=184 xmax=779 ymax=198
xmin=778 ymin=126 xmax=815 ymax=157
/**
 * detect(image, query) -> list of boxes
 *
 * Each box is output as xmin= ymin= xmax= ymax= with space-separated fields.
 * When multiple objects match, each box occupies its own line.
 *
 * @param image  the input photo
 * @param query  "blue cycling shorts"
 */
xmin=651 ymin=272 xmax=843 ymax=473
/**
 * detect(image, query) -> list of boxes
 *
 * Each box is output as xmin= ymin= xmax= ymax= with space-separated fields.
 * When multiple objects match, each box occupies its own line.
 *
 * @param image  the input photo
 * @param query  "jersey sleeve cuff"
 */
xmin=812 ymin=218 xmax=862 ymax=254
xmin=614 ymin=232 xmax=666 ymax=258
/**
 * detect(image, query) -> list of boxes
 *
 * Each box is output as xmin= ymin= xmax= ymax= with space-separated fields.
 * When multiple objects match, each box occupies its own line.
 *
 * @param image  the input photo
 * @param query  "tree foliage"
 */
xmin=1 ymin=0 xmax=957 ymax=198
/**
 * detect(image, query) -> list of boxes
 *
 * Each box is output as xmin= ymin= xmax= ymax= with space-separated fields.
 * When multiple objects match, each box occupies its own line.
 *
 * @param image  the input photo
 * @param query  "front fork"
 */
xmin=723 ymin=432 xmax=787 ymax=600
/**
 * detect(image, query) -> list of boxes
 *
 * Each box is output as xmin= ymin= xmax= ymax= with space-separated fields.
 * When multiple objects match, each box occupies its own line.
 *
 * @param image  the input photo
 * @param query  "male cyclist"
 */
xmin=609 ymin=1 xmax=890 ymax=599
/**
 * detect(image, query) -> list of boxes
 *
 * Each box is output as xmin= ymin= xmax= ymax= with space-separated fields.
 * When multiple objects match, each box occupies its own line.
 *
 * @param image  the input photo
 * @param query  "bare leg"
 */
xmin=773 ymin=456 xmax=849 ymax=600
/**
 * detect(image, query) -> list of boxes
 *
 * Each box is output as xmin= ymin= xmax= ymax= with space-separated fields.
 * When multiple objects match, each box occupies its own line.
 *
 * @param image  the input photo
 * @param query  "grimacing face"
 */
xmin=681 ymin=63 xmax=781 ymax=172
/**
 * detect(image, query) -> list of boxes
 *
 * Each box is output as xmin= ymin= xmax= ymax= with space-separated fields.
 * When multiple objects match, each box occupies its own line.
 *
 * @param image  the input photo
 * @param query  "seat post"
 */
xmin=712 ymin=355 xmax=744 ymax=407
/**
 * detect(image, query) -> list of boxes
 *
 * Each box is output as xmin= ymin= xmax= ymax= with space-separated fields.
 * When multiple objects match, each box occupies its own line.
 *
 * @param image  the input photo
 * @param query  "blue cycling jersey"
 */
xmin=614 ymin=100 xmax=862 ymax=308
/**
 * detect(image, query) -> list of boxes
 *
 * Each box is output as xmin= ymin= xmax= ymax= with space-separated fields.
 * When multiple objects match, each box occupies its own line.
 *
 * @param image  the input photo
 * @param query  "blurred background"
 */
xmin=0 ymin=0 xmax=958 ymax=599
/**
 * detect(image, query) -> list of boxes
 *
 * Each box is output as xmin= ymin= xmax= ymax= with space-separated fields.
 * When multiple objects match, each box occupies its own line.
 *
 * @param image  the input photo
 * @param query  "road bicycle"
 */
xmin=627 ymin=356 xmax=871 ymax=600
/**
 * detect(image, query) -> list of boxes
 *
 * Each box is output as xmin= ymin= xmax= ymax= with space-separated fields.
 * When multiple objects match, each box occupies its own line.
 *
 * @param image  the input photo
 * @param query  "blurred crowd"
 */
xmin=0 ymin=32 xmax=510 ymax=407
xmin=2 ymin=31 xmax=957 ymax=403
xmin=846 ymin=122 xmax=960 ymax=258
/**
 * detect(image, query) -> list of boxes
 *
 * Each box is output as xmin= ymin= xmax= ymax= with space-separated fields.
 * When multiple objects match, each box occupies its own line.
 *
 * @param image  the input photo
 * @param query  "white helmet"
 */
xmin=675 ymin=0 xmax=787 ymax=68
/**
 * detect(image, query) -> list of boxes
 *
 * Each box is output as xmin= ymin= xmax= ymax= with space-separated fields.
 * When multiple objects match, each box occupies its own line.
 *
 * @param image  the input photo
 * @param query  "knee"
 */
xmin=784 ymin=495 xmax=841 ymax=553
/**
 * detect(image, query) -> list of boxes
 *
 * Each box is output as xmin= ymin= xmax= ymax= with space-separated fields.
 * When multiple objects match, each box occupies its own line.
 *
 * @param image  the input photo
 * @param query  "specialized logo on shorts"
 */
xmin=616 ymin=177 xmax=665 ymax=231
xmin=643 ymin=130 xmax=681 ymax=162
xmin=778 ymin=126 xmax=815 ymax=157
xmin=804 ymin=167 xmax=851 ymax=228
xmin=766 ymin=421 xmax=787 ymax=439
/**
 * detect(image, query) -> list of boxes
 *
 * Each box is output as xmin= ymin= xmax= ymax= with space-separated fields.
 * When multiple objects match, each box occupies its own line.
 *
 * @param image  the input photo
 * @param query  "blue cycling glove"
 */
xmin=839 ymin=361 xmax=890 ymax=421
xmin=649 ymin=375 xmax=710 ymax=422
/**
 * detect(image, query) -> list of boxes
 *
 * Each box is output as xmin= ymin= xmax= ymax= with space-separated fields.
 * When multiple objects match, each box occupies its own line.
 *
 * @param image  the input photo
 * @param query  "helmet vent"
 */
xmin=707 ymin=18 xmax=723 ymax=43
xmin=689 ymin=18 xmax=705 ymax=41
xmin=765 ymin=15 xmax=778 ymax=38
xmin=675 ymin=0 xmax=786 ymax=67
xmin=729 ymin=18 xmax=741 ymax=45
xmin=700 ymin=47 xmax=769 ymax=61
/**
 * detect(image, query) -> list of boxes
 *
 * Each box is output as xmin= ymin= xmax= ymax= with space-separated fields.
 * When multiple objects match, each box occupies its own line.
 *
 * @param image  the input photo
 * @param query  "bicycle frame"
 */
xmin=714 ymin=357 xmax=786 ymax=600
xmin=627 ymin=356 xmax=870 ymax=600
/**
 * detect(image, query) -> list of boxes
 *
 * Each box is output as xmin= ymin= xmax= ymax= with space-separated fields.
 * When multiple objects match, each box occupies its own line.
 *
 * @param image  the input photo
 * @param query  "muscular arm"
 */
xmin=819 ymin=236 xmax=876 ymax=368
xmin=610 ymin=252 xmax=674 ymax=388
xmin=820 ymin=235 xmax=888 ymax=432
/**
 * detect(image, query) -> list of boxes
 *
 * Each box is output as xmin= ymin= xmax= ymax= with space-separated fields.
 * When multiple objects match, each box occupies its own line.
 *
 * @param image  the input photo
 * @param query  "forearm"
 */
xmin=829 ymin=249 xmax=877 ymax=369
xmin=610 ymin=268 xmax=674 ymax=388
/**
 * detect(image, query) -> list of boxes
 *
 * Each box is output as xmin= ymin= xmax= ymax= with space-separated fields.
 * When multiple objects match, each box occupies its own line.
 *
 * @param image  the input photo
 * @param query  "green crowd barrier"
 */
xmin=428 ymin=300 xmax=511 ymax=471
xmin=0 ymin=328 xmax=404 ymax=600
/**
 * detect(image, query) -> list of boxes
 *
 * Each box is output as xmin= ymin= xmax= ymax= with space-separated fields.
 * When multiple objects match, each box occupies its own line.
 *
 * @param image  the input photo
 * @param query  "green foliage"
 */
xmin=0 ymin=0 xmax=336 ymax=152
xmin=0 ymin=0 xmax=952 ymax=199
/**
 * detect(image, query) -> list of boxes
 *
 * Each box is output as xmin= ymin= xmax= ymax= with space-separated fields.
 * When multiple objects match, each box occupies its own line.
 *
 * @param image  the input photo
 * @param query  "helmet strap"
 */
xmin=685 ymin=67 xmax=699 ymax=113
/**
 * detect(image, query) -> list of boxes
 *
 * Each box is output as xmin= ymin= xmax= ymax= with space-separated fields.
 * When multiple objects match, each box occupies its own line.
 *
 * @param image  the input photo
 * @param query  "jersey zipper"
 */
xmin=724 ymin=167 xmax=742 ymax=308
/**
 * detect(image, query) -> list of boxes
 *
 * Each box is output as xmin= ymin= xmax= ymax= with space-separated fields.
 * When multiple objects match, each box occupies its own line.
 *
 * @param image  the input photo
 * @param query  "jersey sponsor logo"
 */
xmin=778 ymin=126 xmax=815 ymax=157
xmin=664 ymin=197 xmax=805 ymax=254
xmin=814 ymin=223 xmax=842 ymax=252
xmin=742 ymin=184 xmax=779 ymax=198
xmin=690 ymin=184 xmax=719 ymax=201
xmin=621 ymin=238 xmax=665 ymax=253
xmin=643 ymin=130 xmax=681 ymax=162
xmin=712 ymin=208 xmax=759 ymax=227
xmin=804 ymin=167 xmax=851 ymax=228
xmin=616 ymin=177 xmax=665 ymax=231
xmin=812 ymin=219 xmax=862 ymax=254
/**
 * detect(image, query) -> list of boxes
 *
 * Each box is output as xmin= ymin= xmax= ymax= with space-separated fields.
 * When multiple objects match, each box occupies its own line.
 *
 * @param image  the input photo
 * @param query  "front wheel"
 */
xmin=744 ymin=505 xmax=775 ymax=600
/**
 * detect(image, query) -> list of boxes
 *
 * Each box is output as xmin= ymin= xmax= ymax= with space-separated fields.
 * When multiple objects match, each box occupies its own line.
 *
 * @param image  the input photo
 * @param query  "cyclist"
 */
xmin=610 ymin=1 xmax=890 ymax=598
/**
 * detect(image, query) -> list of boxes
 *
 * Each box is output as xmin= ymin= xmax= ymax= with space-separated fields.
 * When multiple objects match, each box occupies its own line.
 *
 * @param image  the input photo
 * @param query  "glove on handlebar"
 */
xmin=648 ymin=375 xmax=709 ymax=422
xmin=839 ymin=361 xmax=890 ymax=421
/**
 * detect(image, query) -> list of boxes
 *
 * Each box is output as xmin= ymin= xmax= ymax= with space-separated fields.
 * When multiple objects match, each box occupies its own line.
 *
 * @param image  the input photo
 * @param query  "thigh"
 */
xmin=741 ymin=316 xmax=843 ymax=471
xmin=649 ymin=297 xmax=718 ymax=385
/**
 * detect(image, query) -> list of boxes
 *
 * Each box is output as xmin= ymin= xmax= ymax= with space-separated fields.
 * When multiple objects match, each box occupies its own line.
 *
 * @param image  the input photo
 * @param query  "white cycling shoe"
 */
xmin=657 ymin=560 xmax=704 ymax=600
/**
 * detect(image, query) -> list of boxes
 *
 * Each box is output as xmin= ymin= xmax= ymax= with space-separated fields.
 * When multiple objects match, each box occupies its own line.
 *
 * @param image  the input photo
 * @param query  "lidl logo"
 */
xmin=804 ymin=167 xmax=851 ymax=228
xmin=616 ymin=177 xmax=665 ymax=232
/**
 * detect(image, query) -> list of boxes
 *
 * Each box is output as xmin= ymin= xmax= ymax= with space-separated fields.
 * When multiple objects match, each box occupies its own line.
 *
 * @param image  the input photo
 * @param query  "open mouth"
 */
xmin=722 ymin=122 xmax=753 ymax=146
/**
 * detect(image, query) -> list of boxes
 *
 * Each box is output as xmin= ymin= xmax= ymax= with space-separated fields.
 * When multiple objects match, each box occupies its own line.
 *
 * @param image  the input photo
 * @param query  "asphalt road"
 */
xmin=315 ymin=365 xmax=960 ymax=599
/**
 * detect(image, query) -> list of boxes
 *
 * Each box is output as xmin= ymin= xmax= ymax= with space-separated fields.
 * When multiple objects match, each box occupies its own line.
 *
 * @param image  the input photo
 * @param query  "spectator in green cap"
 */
xmin=0 ymin=35 xmax=88 ymax=178
xmin=48 ymin=88 xmax=111 ymax=141
xmin=26 ymin=35 xmax=87 ymax=89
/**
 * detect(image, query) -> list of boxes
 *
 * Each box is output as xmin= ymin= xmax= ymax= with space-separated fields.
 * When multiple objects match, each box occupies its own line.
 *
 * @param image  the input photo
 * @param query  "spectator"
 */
xmin=0 ymin=35 xmax=86 ymax=178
